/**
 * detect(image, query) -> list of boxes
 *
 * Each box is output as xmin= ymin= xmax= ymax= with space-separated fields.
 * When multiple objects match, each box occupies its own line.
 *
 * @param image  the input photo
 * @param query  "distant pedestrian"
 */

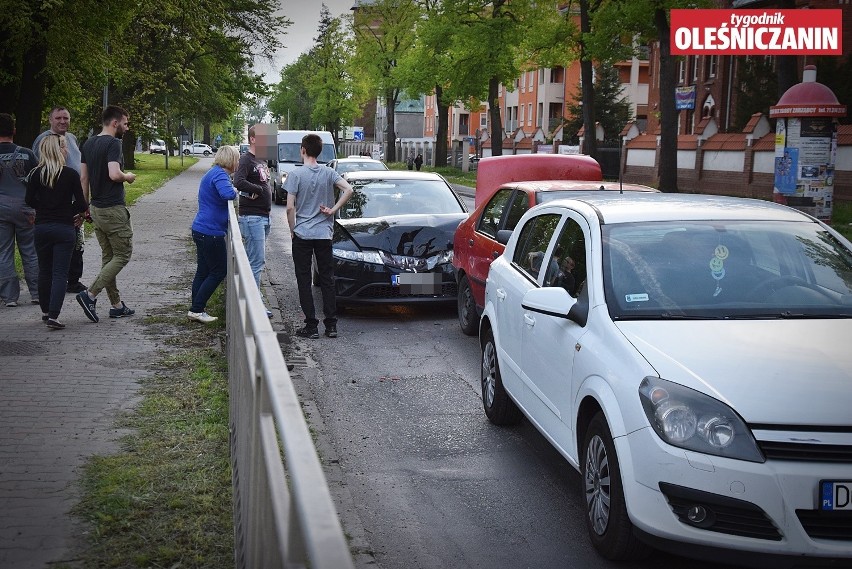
xmin=33 ymin=106 xmax=87 ymax=294
xmin=76 ymin=105 xmax=137 ymax=323
xmin=0 ymin=113 xmax=39 ymax=308
xmin=25 ymin=134 xmax=88 ymax=329
xmin=406 ymin=155 xmax=414 ymax=170
xmin=188 ymin=145 xmax=239 ymax=323
xmin=285 ymin=133 xmax=353 ymax=339
xmin=234 ymin=124 xmax=273 ymax=317
xmin=414 ymin=153 xmax=423 ymax=171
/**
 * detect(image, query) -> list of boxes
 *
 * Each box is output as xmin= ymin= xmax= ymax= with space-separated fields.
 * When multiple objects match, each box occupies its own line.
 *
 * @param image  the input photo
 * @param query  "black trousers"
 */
xmin=292 ymin=236 xmax=336 ymax=328
xmin=34 ymin=222 xmax=75 ymax=318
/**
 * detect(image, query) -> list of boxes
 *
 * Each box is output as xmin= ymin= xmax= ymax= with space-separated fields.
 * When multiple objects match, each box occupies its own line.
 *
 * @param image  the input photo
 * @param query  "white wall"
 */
xmin=703 ymin=150 xmax=744 ymax=172
xmin=677 ymin=150 xmax=695 ymax=170
xmin=626 ymin=148 xmax=655 ymax=167
xmin=753 ymin=151 xmax=775 ymax=174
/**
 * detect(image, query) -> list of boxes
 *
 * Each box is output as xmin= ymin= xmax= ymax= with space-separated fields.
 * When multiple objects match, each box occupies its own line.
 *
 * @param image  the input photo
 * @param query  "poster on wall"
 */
xmin=774 ymin=147 xmax=799 ymax=195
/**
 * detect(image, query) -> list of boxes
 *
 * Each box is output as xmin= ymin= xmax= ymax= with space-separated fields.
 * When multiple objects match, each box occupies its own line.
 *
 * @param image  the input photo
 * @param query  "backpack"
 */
xmin=0 ymin=145 xmax=29 ymax=183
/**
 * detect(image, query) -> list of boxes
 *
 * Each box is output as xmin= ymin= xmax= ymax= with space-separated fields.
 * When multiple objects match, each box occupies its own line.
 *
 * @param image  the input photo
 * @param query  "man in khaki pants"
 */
xmin=76 ymin=105 xmax=137 ymax=323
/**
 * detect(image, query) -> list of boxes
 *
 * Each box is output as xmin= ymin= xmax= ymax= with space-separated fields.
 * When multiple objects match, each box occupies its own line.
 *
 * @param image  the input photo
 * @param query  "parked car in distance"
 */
xmin=183 ymin=142 xmax=214 ymax=156
xmin=239 ymin=143 xmax=249 ymax=155
xmin=328 ymin=157 xmax=388 ymax=174
xmin=331 ymin=170 xmax=468 ymax=305
xmin=480 ymin=192 xmax=852 ymax=566
xmin=149 ymin=139 xmax=166 ymax=154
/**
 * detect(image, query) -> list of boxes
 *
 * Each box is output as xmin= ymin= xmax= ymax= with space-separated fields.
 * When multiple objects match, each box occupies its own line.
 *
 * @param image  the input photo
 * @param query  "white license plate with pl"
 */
xmin=820 ymin=480 xmax=851 ymax=510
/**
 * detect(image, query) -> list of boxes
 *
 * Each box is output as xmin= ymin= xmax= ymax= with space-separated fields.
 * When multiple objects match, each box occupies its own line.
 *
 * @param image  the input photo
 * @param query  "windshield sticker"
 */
xmin=710 ymin=245 xmax=729 ymax=297
xmin=625 ymin=293 xmax=650 ymax=302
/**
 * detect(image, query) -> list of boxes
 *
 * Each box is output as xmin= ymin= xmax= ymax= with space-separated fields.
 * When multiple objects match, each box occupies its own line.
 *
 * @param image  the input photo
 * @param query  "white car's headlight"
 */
xmin=639 ymin=377 xmax=764 ymax=463
xmin=332 ymin=248 xmax=384 ymax=265
xmin=426 ymin=250 xmax=453 ymax=270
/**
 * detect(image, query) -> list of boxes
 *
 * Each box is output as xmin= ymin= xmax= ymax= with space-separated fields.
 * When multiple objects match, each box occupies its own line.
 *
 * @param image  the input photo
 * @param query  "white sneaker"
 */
xmin=187 ymin=311 xmax=218 ymax=323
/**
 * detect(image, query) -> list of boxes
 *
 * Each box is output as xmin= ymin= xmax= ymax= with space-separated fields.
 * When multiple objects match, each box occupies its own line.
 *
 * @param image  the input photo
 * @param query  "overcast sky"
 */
xmin=254 ymin=0 xmax=358 ymax=83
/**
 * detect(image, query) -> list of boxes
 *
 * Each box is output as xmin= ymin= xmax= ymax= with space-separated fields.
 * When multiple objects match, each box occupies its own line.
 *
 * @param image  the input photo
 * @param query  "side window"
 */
xmin=543 ymin=217 xmax=588 ymax=298
xmin=512 ymin=213 xmax=561 ymax=281
xmin=477 ymin=189 xmax=513 ymax=238
xmin=503 ymin=192 xmax=530 ymax=231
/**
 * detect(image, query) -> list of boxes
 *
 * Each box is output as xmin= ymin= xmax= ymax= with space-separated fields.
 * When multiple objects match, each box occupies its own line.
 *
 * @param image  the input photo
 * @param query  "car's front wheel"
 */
xmin=480 ymin=327 xmax=521 ymax=425
xmin=203 ymin=150 xmax=211 ymax=156
xmin=457 ymin=275 xmax=478 ymax=336
xmin=183 ymin=149 xmax=190 ymax=155
xmin=581 ymin=412 xmax=650 ymax=560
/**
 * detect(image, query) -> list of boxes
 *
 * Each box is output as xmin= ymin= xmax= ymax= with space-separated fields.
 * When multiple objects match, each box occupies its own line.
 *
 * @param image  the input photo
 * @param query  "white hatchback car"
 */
xmin=183 ymin=142 xmax=213 ymax=156
xmin=481 ymin=193 xmax=852 ymax=566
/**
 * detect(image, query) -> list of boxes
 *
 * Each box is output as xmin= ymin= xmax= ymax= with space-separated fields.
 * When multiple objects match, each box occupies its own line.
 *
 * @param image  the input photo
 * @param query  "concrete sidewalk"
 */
xmin=0 ymin=158 xmax=218 ymax=568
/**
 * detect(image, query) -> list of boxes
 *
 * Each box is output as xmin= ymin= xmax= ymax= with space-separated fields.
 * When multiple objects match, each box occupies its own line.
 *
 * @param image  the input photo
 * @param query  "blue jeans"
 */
xmin=34 ymin=223 xmax=75 ymax=318
xmin=238 ymin=215 xmax=270 ymax=290
xmin=0 ymin=199 xmax=39 ymax=303
xmin=191 ymin=230 xmax=227 ymax=314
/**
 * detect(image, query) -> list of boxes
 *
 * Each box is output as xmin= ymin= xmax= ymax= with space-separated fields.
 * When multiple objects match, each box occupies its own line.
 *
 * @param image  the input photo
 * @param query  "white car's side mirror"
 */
xmin=521 ymin=287 xmax=583 ymax=324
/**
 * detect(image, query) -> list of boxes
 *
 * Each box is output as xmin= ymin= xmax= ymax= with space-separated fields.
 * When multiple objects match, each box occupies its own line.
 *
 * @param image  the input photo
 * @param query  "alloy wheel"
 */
xmin=584 ymin=434 xmax=611 ymax=536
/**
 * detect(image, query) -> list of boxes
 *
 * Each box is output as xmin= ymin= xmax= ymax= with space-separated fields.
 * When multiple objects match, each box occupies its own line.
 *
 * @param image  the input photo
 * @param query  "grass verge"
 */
xmin=67 ymin=285 xmax=233 ymax=568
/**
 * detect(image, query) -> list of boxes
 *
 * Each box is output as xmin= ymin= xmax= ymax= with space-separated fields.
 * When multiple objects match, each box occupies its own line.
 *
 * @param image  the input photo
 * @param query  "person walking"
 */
xmin=414 ymin=153 xmax=423 ymax=171
xmin=188 ymin=146 xmax=239 ymax=323
xmin=25 ymin=134 xmax=88 ymax=329
xmin=234 ymin=124 xmax=273 ymax=317
xmin=285 ymin=133 xmax=353 ymax=339
xmin=0 ymin=113 xmax=39 ymax=308
xmin=75 ymin=105 xmax=136 ymax=323
xmin=33 ymin=106 xmax=87 ymax=294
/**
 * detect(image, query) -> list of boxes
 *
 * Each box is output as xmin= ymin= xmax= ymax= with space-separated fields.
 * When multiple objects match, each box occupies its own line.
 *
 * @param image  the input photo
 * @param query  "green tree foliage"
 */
xmin=0 ymin=0 xmax=288 ymax=167
xmin=564 ymin=64 xmax=632 ymax=146
xmin=351 ymin=0 xmax=421 ymax=163
xmin=732 ymin=56 xmax=778 ymax=132
xmin=439 ymin=0 xmax=557 ymax=156
xmin=815 ymin=55 xmax=852 ymax=126
xmin=309 ymin=5 xmax=365 ymax=147
xmin=269 ymin=54 xmax=315 ymax=130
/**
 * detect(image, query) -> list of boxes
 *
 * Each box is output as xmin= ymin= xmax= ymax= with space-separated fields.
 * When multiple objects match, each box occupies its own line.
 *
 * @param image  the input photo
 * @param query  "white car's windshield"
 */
xmin=340 ymin=179 xmax=464 ymax=219
xmin=603 ymin=220 xmax=852 ymax=319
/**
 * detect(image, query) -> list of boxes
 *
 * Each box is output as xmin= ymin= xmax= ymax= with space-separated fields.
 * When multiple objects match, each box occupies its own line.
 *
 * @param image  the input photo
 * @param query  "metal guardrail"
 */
xmin=225 ymin=202 xmax=354 ymax=569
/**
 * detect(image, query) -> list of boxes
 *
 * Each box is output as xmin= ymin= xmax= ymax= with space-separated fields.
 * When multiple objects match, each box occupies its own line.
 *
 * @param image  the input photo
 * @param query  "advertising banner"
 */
xmin=675 ymin=86 xmax=696 ymax=110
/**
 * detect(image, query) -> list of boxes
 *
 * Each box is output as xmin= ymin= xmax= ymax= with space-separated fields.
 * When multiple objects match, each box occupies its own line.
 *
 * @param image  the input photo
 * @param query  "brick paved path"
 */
xmin=0 ymin=159 xmax=209 ymax=568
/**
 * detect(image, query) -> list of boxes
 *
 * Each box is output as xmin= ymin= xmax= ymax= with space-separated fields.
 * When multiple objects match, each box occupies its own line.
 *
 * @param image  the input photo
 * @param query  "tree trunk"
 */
xmin=123 ymin=130 xmax=136 ymax=169
xmin=655 ymin=8 xmax=678 ymax=193
xmin=14 ymin=24 xmax=48 ymax=149
xmin=776 ymin=0 xmax=798 ymax=97
xmin=579 ymin=0 xmax=597 ymax=159
xmin=384 ymin=88 xmax=396 ymax=163
xmin=203 ymin=122 xmax=212 ymax=146
xmin=435 ymin=84 xmax=449 ymax=167
xmin=488 ymin=76 xmax=502 ymax=156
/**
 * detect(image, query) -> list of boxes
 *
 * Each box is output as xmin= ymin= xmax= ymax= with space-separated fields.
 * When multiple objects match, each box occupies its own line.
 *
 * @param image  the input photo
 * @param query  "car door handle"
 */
xmin=468 ymin=238 xmax=474 ymax=246
xmin=492 ymin=250 xmax=500 ymax=259
xmin=495 ymin=289 xmax=506 ymax=301
xmin=524 ymin=314 xmax=535 ymax=326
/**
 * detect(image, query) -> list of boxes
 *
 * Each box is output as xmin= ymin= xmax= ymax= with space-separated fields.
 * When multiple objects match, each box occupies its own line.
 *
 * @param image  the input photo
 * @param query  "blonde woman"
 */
xmin=188 ymin=145 xmax=239 ymax=323
xmin=25 ymin=134 xmax=88 ymax=329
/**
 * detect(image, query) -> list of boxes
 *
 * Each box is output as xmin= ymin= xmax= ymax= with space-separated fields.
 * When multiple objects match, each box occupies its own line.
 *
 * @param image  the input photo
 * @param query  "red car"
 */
xmin=453 ymin=155 xmax=657 ymax=335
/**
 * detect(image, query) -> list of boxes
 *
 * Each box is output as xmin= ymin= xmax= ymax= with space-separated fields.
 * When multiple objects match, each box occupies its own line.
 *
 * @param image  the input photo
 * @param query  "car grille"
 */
xmin=659 ymin=482 xmax=782 ymax=540
xmin=751 ymin=427 xmax=852 ymax=463
xmin=355 ymin=283 xmax=457 ymax=299
xmin=795 ymin=510 xmax=852 ymax=541
xmin=757 ymin=441 xmax=852 ymax=463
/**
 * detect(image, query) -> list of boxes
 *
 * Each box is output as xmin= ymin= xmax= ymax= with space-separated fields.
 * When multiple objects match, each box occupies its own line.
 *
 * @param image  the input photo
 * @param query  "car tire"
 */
xmin=183 ymin=150 xmax=190 ymax=155
xmin=581 ymin=412 xmax=651 ymax=561
xmin=480 ymin=327 xmax=522 ymax=426
xmin=457 ymin=274 xmax=478 ymax=336
xmin=203 ymin=150 xmax=210 ymax=156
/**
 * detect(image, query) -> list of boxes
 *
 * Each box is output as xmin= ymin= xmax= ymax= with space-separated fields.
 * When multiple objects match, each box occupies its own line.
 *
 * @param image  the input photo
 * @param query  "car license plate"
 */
xmin=820 ymin=480 xmax=852 ymax=510
xmin=391 ymin=273 xmax=441 ymax=294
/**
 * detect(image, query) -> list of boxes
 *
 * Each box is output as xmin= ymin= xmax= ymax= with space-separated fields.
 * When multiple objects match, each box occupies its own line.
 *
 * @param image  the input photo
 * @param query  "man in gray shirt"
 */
xmin=285 ymin=133 xmax=353 ymax=339
xmin=33 ymin=106 xmax=87 ymax=293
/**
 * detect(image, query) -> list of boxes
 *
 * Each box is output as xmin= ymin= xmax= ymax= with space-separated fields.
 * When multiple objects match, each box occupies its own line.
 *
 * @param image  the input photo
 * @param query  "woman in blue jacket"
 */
xmin=188 ymin=145 xmax=239 ymax=323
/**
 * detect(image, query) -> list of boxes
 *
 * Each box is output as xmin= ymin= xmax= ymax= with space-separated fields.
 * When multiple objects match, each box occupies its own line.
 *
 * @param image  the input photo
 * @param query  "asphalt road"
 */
xmin=264 ymin=191 xmax=743 ymax=569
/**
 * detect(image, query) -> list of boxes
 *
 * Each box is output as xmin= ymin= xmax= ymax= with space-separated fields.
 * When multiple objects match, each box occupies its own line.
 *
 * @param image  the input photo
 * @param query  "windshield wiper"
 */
xmin=613 ymin=313 xmax=720 ymax=321
xmin=726 ymin=311 xmax=852 ymax=319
